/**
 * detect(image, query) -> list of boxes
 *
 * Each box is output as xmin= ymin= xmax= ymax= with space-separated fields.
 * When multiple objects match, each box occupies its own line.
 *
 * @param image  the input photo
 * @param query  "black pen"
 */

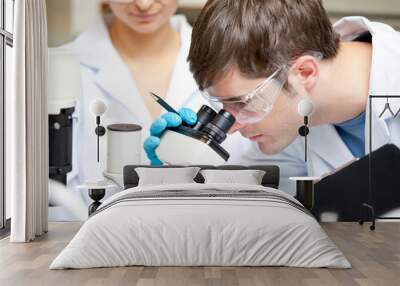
xmin=149 ymin=92 xmax=179 ymax=114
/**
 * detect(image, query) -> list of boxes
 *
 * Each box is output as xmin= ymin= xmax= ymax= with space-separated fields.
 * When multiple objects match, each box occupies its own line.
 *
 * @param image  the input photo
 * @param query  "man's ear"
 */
xmin=288 ymin=55 xmax=320 ymax=93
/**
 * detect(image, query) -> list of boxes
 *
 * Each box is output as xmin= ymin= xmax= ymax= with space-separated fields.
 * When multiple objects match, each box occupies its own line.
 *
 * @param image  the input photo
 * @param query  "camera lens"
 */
xmin=202 ymin=110 xmax=236 ymax=144
xmin=192 ymin=105 xmax=217 ymax=131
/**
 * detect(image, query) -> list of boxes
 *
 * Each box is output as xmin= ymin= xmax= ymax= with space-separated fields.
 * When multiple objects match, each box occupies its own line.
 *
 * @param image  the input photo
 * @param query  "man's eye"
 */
xmin=228 ymin=102 xmax=246 ymax=109
xmin=225 ymin=97 xmax=240 ymax=103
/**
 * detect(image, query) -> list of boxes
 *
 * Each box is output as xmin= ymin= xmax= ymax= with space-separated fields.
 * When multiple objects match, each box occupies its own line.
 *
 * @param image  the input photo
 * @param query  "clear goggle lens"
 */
xmin=203 ymin=66 xmax=288 ymax=124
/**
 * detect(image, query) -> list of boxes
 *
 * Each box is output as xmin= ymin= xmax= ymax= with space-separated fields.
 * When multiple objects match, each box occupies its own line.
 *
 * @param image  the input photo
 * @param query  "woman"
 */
xmin=50 ymin=0 xmax=204 ymax=220
xmin=51 ymin=0 xmax=252 ymax=220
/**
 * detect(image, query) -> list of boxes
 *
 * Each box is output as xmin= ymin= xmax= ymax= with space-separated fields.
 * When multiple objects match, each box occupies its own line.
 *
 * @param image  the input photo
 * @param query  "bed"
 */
xmin=50 ymin=165 xmax=350 ymax=269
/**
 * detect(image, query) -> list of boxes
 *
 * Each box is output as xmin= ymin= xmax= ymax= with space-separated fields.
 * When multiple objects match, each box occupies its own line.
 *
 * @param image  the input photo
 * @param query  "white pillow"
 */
xmin=135 ymin=167 xmax=201 ymax=186
xmin=200 ymin=169 xmax=266 ymax=185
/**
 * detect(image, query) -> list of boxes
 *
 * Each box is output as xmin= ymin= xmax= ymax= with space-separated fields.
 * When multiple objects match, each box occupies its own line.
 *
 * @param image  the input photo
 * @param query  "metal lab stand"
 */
xmin=360 ymin=95 xmax=400 ymax=230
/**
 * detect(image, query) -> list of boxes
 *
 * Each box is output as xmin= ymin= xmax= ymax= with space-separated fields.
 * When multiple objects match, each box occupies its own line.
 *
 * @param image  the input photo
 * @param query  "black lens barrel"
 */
xmin=191 ymin=105 xmax=236 ymax=144
xmin=192 ymin=105 xmax=217 ymax=131
xmin=213 ymin=110 xmax=236 ymax=134
xmin=202 ymin=110 xmax=236 ymax=144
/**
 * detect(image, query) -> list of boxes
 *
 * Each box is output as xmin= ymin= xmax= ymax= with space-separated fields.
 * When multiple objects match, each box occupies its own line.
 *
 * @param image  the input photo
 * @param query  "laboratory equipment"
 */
xmin=104 ymin=124 xmax=143 ymax=186
xmin=87 ymin=100 xmax=143 ymax=186
xmin=48 ymin=50 xmax=81 ymax=184
xmin=150 ymin=93 xmax=235 ymax=165
xmin=157 ymin=106 xmax=235 ymax=165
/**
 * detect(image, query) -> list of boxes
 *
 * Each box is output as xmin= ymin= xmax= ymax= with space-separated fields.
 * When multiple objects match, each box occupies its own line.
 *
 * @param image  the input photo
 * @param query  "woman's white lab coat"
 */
xmin=243 ymin=17 xmax=400 ymax=195
xmin=60 ymin=14 xmax=252 ymax=208
xmin=64 ymin=15 xmax=198 ymax=198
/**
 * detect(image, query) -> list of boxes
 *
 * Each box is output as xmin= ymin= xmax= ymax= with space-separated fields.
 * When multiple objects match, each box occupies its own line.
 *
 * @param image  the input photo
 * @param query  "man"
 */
xmin=145 ymin=0 xmax=400 ymax=196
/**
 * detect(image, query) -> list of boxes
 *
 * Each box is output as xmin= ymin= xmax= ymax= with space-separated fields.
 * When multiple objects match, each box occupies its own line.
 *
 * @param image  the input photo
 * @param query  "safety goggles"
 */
xmin=202 ymin=65 xmax=289 ymax=124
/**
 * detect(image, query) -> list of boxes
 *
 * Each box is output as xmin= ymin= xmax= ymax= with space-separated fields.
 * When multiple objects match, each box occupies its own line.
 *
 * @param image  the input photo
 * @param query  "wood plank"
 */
xmin=0 ymin=222 xmax=399 ymax=286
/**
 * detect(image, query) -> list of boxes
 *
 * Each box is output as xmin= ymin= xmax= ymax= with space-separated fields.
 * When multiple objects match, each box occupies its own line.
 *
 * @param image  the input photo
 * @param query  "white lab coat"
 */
xmin=63 ymin=15 xmax=197 ymax=202
xmin=58 ymin=14 xmax=252 ymax=208
xmin=243 ymin=17 xmax=400 ymax=195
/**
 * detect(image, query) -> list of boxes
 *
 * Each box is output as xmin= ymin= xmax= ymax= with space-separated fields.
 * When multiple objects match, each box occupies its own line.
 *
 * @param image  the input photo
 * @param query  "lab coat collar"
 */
xmin=308 ymin=124 xmax=354 ymax=170
xmin=71 ymin=15 xmax=151 ymax=123
xmin=334 ymin=17 xmax=398 ymax=151
xmin=307 ymin=17 xmax=399 ymax=169
xmin=334 ymin=16 xmax=400 ymax=121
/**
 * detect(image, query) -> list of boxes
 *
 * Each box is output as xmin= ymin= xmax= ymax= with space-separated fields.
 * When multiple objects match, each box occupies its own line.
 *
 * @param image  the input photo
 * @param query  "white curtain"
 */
xmin=8 ymin=0 xmax=49 ymax=242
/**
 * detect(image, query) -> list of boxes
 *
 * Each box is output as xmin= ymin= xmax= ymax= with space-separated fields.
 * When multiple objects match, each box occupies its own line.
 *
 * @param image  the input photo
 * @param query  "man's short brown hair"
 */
xmin=188 ymin=0 xmax=340 ymax=90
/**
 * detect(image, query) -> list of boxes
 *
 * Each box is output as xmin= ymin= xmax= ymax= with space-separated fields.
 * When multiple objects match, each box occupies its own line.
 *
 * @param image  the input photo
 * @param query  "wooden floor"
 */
xmin=0 ymin=222 xmax=399 ymax=286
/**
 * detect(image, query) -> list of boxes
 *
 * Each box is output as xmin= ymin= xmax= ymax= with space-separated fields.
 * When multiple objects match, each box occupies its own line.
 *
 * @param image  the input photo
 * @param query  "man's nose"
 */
xmin=135 ymin=0 xmax=154 ymax=11
xmin=223 ymin=106 xmax=244 ymax=134
xmin=228 ymin=121 xmax=245 ymax=134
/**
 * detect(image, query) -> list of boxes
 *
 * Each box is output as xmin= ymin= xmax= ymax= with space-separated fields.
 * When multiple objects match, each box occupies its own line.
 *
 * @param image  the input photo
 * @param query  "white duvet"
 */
xmin=50 ymin=183 xmax=350 ymax=269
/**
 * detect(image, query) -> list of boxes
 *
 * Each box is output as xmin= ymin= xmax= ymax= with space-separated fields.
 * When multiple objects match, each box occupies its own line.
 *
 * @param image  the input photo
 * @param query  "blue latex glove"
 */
xmin=144 ymin=108 xmax=197 ymax=166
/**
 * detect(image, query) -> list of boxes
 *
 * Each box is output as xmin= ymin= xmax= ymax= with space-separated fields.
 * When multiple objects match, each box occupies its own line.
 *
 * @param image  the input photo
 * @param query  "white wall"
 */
xmin=323 ymin=0 xmax=400 ymax=15
xmin=326 ymin=0 xmax=400 ymax=30
xmin=47 ymin=0 xmax=99 ymax=47
xmin=70 ymin=0 xmax=100 ymax=36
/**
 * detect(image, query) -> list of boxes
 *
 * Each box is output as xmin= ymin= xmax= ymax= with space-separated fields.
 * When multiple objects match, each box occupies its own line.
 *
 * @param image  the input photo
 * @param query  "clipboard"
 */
xmin=312 ymin=144 xmax=400 ymax=221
